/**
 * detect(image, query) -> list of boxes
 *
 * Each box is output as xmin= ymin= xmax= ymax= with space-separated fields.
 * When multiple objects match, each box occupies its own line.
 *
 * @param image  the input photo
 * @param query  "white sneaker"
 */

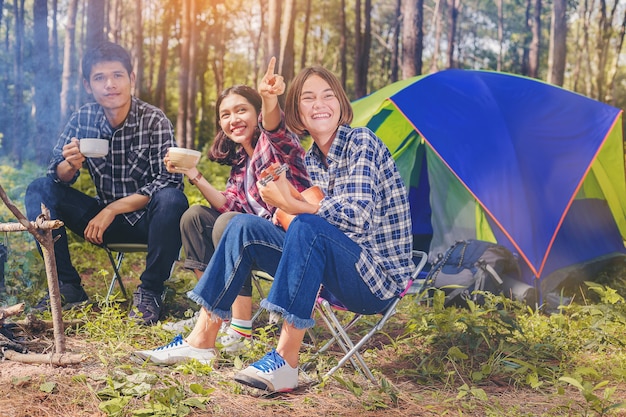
xmin=133 ymin=334 xmax=217 ymax=366
xmin=162 ymin=311 xmax=199 ymax=333
xmin=234 ymin=349 xmax=298 ymax=392
xmin=217 ymin=329 xmax=250 ymax=353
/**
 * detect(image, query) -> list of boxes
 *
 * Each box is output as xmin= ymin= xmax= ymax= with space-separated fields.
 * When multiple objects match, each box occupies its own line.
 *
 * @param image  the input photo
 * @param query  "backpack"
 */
xmin=425 ymin=239 xmax=522 ymax=307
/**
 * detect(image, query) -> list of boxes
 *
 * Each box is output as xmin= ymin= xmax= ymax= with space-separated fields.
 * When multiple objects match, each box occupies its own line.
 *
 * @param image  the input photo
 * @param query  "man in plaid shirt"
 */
xmin=25 ymin=41 xmax=188 ymax=325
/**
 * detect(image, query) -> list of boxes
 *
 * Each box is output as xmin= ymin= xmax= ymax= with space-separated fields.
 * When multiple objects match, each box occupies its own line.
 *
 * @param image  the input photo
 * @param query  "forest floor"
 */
xmin=4 ymin=317 xmax=620 ymax=417
xmin=1 ymin=254 xmax=626 ymax=417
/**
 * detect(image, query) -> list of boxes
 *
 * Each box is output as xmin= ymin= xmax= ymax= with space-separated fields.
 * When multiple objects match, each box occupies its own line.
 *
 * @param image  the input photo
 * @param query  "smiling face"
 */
xmin=218 ymin=93 xmax=259 ymax=153
xmin=298 ymin=75 xmax=341 ymax=150
xmin=83 ymin=60 xmax=135 ymax=126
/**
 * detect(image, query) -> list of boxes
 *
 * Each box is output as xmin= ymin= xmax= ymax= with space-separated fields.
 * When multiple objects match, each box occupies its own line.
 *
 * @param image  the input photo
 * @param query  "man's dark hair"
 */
xmin=81 ymin=41 xmax=133 ymax=81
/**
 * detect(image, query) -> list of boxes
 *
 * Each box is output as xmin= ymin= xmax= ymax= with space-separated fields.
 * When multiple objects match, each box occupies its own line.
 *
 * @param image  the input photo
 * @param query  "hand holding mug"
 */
xmin=63 ymin=138 xmax=85 ymax=169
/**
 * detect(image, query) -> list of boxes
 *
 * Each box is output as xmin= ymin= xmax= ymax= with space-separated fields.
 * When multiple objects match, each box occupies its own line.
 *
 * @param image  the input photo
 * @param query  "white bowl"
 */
xmin=168 ymin=147 xmax=201 ymax=170
xmin=80 ymin=138 xmax=109 ymax=158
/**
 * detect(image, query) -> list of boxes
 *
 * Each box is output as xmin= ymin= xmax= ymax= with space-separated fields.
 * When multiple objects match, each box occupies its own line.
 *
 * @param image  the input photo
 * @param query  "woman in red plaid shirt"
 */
xmin=162 ymin=58 xmax=311 ymax=350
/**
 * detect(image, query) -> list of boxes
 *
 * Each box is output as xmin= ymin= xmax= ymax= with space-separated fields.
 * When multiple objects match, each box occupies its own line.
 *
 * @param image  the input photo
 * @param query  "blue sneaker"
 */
xmin=234 ymin=349 xmax=298 ymax=392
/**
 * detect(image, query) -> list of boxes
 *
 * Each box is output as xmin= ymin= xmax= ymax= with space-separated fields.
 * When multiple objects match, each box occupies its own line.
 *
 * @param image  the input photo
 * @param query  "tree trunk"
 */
xmin=416 ymin=0 xmax=424 ymax=75
xmin=279 ymin=0 xmax=296 ymax=98
xmin=300 ymin=0 xmax=312 ymax=71
xmin=354 ymin=0 xmax=362 ymax=95
xmin=176 ymin=0 xmax=190 ymax=147
xmin=267 ymin=0 xmax=281 ymax=64
xmin=32 ymin=0 xmax=55 ymax=165
xmin=354 ymin=0 xmax=372 ymax=98
xmin=86 ymin=0 xmax=105 ymax=50
xmin=10 ymin=0 xmax=25 ymax=166
xmin=581 ymin=0 xmax=593 ymax=96
xmin=521 ymin=0 xmax=531 ymax=75
xmin=402 ymin=0 xmax=424 ymax=78
xmin=361 ymin=0 xmax=372 ymax=96
xmin=60 ymin=0 xmax=78 ymax=126
xmin=571 ymin=0 xmax=589 ymax=94
xmin=133 ymin=0 xmax=144 ymax=98
xmin=596 ymin=0 xmax=619 ymax=102
xmin=605 ymin=4 xmax=626 ymax=104
xmin=155 ymin=0 xmax=173 ymax=111
xmin=547 ymin=0 xmax=566 ymax=86
xmin=209 ymin=1 xmax=226 ymax=95
xmin=391 ymin=0 xmax=401 ymax=82
xmin=339 ymin=0 xmax=347 ymax=88
xmin=430 ymin=0 xmax=443 ymax=72
xmin=497 ymin=0 xmax=503 ymax=71
xmin=185 ymin=0 xmax=197 ymax=149
xmin=50 ymin=0 xmax=61 ymax=122
xmin=0 ymin=0 xmax=5 ymax=155
xmin=528 ymin=0 xmax=541 ymax=78
xmin=446 ymin=0 xmax=459 ymax=69
xmin=108 ymin=0 xmax=121 ymax=43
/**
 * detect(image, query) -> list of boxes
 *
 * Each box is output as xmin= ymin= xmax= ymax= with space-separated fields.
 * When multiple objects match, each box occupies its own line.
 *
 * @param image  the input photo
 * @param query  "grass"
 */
xmin=2 ymin=159 xmax=626 ymax=416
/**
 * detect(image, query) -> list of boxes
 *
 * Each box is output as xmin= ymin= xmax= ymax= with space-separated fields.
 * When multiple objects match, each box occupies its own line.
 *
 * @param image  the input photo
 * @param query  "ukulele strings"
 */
xmin=258 ymin=163 xmax=289 ymax=187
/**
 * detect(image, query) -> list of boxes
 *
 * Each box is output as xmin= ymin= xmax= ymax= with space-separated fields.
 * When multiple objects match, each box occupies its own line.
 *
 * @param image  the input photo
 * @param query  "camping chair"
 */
xmin=102 ymin=243 xmax=181 ymax=304
xmin=102 ymin=243 xmax=148 ymax=303
xmin=102 ymin=242 xmax=183 ymax=304
xmin=312 ymin=250 xmax=428 ymax=384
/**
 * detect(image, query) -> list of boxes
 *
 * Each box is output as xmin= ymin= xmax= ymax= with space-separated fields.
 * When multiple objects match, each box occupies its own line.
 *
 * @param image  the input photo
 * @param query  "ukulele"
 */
xmin=258 ymin=162 xmax=324 ymax=231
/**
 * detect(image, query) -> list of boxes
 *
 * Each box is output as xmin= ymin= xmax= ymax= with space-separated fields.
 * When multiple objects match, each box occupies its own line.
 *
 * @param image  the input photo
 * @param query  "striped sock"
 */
xmin=229 ymin=318 xmax=252 ymax=338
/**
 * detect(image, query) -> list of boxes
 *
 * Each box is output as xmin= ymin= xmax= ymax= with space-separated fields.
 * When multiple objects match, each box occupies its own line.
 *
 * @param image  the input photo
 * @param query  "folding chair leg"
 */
xmin=317 ymin=299 xmax=377 ymax=383
xmin=312 ymin=250 xmax=429 ymax=384
xmin=104 ymin=248 xmax=128 ymax=303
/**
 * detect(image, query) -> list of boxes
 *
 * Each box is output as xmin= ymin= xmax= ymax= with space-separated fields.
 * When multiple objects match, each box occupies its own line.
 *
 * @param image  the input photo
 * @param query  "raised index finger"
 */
xmin=265 ymin=56 xmax=277 ymax=78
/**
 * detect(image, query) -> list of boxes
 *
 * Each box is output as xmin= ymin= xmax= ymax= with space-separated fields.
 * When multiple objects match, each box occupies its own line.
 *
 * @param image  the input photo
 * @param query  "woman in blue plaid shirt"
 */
xmin=135 ymin=67 xmax=413 ymax=393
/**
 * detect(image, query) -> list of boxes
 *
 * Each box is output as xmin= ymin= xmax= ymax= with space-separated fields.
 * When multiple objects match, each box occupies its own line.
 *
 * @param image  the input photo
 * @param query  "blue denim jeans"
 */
xmin=188 ymin=213 xmax=393 ymax=329
xmin=24 ymin=176 xmax=188 ymax=294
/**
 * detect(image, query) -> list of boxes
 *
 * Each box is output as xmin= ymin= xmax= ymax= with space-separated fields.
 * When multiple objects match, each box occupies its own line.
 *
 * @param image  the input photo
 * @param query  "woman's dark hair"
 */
xmin=81 ymin=41 xmax=133 ymax=81
xmin=208 ymin=85 xmax=263 ymax=165
xmin=285 ymin=66 xmax=353 ymax=136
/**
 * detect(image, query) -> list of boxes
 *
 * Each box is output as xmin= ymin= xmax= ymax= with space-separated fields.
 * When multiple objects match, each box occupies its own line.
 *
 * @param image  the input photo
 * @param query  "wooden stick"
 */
xmin=13 ymin=317 xmax=85 ymax=330
xmin=0 ymin=303 xmax=25 ymax=321
xmin=3 ymin=350 xmax=84 ymax=366
xmin=0 ymin=220 xmax=64 ymax=232
xmin=0 ymin=183 xmax=67 ymax=353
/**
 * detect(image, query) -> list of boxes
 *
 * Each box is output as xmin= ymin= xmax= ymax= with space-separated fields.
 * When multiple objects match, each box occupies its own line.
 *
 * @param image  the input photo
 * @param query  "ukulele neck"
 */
xmin=258 ymin=163 xmax=289 ymax=187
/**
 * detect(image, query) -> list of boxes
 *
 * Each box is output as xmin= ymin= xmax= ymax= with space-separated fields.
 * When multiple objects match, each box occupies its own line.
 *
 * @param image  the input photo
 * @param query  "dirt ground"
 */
xmin=2 ymin=259 xmax=626 ymax=416
xmin=2 ymin=318 xmax=625 ymax=417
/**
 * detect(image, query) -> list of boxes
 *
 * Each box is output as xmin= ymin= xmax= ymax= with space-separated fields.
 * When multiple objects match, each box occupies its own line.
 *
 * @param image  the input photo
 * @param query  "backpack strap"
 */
xmin=426 ymin=240 xmax=467 ymax=286
xmin=484 ymin=263 xmax=504 ymax=285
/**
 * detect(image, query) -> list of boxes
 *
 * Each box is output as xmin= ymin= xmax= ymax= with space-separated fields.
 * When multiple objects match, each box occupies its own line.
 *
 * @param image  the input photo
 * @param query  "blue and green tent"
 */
xmin=352 ymin=69 xmax=626 ymax=297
